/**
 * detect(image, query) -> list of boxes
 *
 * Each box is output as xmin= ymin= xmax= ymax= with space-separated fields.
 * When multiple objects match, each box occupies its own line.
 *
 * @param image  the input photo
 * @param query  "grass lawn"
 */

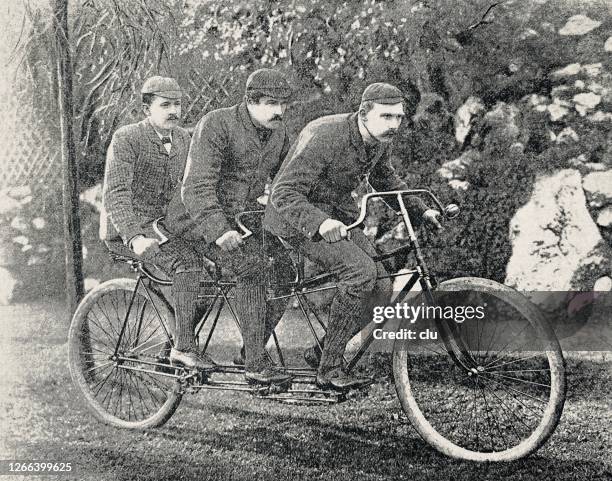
xmin=0 ymin=300 xmax=610 ymax=481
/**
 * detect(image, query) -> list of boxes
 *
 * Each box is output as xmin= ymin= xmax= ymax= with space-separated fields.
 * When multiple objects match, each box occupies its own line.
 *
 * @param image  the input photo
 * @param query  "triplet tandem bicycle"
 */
xmin=68 ymin=189 xmax=566 ymax=462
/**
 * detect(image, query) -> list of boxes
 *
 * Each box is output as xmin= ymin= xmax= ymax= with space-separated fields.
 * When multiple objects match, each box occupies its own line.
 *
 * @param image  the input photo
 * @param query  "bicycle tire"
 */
xmin=68 ymin=278 xmax=182 ymax=429
xmin=392 ymin=276 xmax=566 ymax=461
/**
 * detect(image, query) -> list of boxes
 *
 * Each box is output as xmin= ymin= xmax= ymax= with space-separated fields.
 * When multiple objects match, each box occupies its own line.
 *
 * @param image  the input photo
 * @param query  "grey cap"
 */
xmin=245 ymin=68 xmax=292 ymax=100
xmin=361 ymin=82 xmax=404 ymax=104
xmin=141 ymin=76 xmax=183 ymax=99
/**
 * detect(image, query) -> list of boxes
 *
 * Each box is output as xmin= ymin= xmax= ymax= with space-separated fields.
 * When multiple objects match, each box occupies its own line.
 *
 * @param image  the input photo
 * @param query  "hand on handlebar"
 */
xmin=422 ymin=209 xmax=444 ymax=232
xmin=319 ymin=218 xmax=349 ymax=243
xmin=215 ymin=230 xmax=244 ymax=251
xmin=131 ymin=235 xmax=160 ymax=259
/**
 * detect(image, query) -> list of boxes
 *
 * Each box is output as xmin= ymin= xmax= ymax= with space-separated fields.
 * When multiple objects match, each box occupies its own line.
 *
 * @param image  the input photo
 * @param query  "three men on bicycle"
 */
xmin=264 ymin=82 xmax=442 ymax=390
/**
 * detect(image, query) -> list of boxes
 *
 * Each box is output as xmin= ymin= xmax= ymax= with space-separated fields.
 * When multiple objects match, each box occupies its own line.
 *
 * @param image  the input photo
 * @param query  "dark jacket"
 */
xmin=101 ymin=118 xmax=191 ymax=244
xmin=168 ymin=102 xmax=290 ymax=243
xmin=264 ymin=112 xmax=427 ymax=239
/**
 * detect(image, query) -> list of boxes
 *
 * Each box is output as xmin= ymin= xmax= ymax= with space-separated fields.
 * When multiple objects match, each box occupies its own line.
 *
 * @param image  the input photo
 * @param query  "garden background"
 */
xmin=1 ymin=0 xmax=611 ymax=318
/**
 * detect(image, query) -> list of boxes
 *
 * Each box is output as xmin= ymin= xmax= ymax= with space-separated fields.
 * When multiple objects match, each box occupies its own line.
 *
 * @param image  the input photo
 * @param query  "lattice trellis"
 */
xmin=1 ymin=90 xmax=61 ymax=190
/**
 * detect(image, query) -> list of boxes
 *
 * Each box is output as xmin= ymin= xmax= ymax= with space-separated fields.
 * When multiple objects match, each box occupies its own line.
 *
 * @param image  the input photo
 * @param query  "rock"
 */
xmin=587 ymin=82 xmax=606 ymax=94
xmin=454 ymin=96 xmax=484 ymax=144
xmin=551 ymin=85 xmax=573 ymax=99
xmin=0 ymin=267 xmax=18 ymax=305
xmin=526 ymin=94 xmax=548 ymax=106
xmin=575 ymin=80 xmax=585 ymax=89
xmin=583 ymin=63 xmax=602 ymax=77
xmin=558 ymin=15 xmax=601 ymax=36
xmin=589 ymin=111 xmax=612 ymax=122
xmin=583 ymin=171 xmax=612 ymax=206
xmin=568 ymin=154 xmax=587 ymax=168
xmin=573 ymin=92 xmax=601 ymax=109
xmin=596 ymin=207 xmax=612 ymax=227
xmin=19 ymin=196 xmax=32 ymax=206
xmin=594 ymin=276 xmax=612 ymax=291
xmin=606 ymin=37 xmax=612 ymax=52
xmin=552 ymin=63 xmax=581 ymax=77
xmin=10 ymin=216 xmax=28 ymax=232
xmin=548 ymin=103 xmax=570 ymax=121
xmin=84 ymin=278 xmax=100 ymax=292
xmin=506 ymin=169 xmax=609 ymax=307
xmin=448 ymin=180 xmax=470 ymax=191
xmin=554 ymin=127 xmax=579 ymax=143
xmin=584 ymin=162 xmax=608 ymax=172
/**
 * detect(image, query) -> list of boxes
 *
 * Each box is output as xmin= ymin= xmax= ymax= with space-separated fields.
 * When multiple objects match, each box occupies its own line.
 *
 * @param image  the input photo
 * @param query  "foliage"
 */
xmin=9 ymin=0 xmax=612 ymax=295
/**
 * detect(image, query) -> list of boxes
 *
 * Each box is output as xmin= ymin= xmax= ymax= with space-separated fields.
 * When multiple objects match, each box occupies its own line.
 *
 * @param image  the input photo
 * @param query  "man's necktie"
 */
xmin=161 ymin=137 xmax=172 ymax=145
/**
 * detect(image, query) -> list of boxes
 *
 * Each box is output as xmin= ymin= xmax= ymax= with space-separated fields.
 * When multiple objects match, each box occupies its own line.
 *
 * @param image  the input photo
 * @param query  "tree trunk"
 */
xmin=52 ymin=0 xmax=84 ymax=312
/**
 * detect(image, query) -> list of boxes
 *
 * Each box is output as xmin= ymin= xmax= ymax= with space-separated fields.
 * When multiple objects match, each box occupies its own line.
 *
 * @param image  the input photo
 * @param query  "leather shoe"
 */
xmin=316 ymin=367 xmax=372 ymax=391
xmin=245 ymin=366 xmax=293 ymax=385
xmin=170 ymin=348 xmax=217 ymax=371
xmin=303 ymin=344 xmax=322 ymax=369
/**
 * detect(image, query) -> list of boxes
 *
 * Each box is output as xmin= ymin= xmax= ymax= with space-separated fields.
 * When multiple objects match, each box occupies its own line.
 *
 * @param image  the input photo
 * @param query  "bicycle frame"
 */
xmin=111 ymin=189 xmax=476 ymax=387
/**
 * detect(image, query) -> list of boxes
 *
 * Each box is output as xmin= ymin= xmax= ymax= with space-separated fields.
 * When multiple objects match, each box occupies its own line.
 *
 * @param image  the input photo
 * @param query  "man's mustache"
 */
xmin=270 ymin=115 xmax=283 ymax=122
xmin=382 ymin=129 xmax=398 ymax=137
xmin=167 ymin=115 xmax=180 ymax=120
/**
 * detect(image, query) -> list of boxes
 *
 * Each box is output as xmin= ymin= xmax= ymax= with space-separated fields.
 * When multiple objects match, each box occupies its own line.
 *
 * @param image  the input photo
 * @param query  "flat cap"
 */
xmin=246 ymin=68 xmax=292 ymax=100
xmin=361 ymin=82 xmax=404 ymax=104
xmin=141 ymin=76 xmax=182 ymax=99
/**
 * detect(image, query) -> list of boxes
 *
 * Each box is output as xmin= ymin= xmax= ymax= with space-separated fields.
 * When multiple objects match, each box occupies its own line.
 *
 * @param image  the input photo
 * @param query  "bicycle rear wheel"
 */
xmin=392 ymin=277 xmax=566 ymax=461
xmin=68 ymin=278 xmax=182 ymax=429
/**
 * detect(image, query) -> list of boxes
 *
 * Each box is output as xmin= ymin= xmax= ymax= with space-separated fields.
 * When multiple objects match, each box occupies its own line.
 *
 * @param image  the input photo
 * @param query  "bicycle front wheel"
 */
xmin=392 ymin=277 xmax=566 ymax=461
xmin=68 ymin=278 xmax=182 ymax=429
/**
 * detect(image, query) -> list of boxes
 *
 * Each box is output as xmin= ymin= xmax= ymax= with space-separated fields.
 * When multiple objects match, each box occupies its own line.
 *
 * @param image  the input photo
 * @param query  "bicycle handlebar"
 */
xmin=234 ymin=190 xmax=459 ymax=240
xmin=235 ymin=210 xmax=265 ymax=240
xmin=346 ymin=189 xmax=459 ymax=231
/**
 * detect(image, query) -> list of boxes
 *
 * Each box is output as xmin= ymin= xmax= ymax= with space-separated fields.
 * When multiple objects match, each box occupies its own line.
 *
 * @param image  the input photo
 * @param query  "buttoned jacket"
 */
xmin=100 ymin=118 xmax=191 ymax=244
xmin=264 ymin=112 xmax=427 ymax=239
xmin=167 ymin=102 xmax=290 ymax=243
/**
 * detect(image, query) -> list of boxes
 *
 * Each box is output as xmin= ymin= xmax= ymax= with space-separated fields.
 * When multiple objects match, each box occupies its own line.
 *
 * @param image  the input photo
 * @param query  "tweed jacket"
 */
xmin=264 ymin=112 xmax=427 ymax=239
xmin=100 ymin=118 xmax=191 ymax=244
xmin=167 ymin=102 xmax=290 ymax=244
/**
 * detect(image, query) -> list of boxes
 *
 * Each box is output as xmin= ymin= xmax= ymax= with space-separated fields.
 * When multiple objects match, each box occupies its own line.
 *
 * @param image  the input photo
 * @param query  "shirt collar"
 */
xmin=144 ymin=118 xmax=172 ymax=142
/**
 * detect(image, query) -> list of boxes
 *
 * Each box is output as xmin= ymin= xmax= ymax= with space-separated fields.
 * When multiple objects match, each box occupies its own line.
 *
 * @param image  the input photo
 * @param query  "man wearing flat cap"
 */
xmin=102 ymin=76 xmax=215 ymax=371
xmin=264 ymin=82 xmax=442 ymax=390
xmin=166 ymin=68 xmax=294 ymax=386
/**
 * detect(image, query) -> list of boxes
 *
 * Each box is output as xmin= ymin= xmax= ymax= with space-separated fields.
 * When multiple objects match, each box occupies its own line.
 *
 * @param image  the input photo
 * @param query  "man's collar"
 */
xmin=144 ymin=118 xmax=173 ymax=142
